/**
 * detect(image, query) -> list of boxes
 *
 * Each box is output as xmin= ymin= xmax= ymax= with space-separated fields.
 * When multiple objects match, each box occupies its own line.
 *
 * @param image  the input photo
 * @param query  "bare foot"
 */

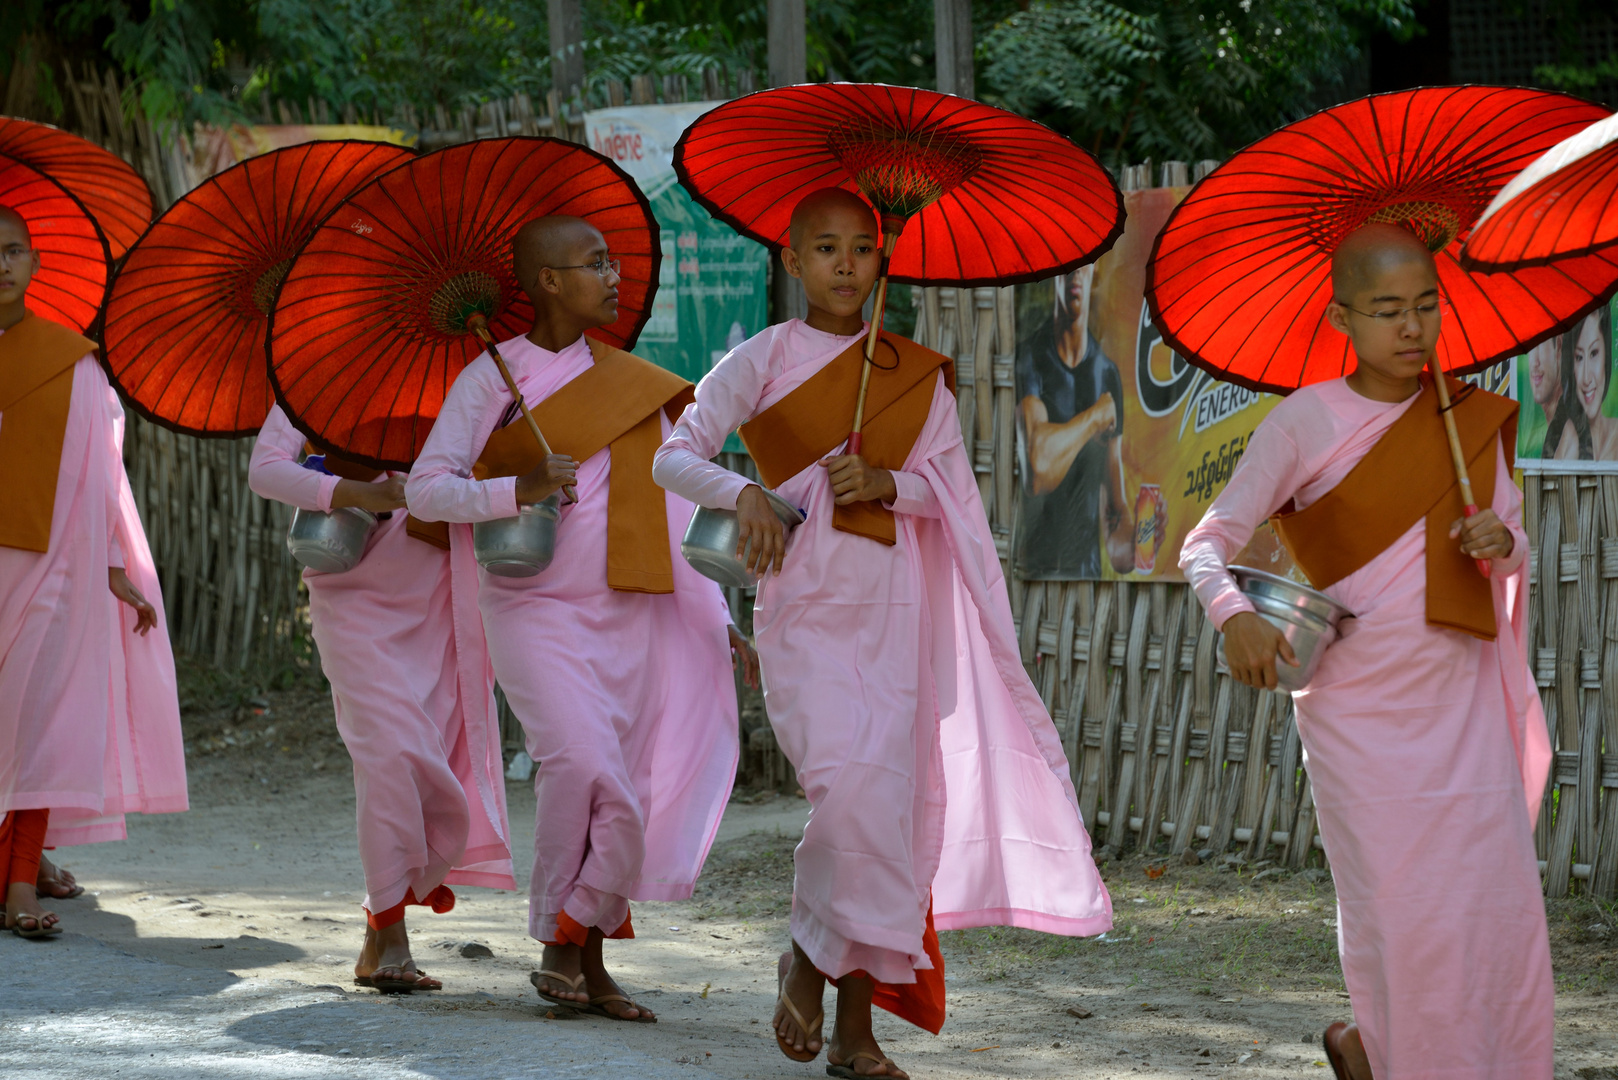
xmin=36 ymin=855 xmax=84 ymax=900
xmin=355 ymin=920 xmax=440 ymax=991
xmin=5 ymin=880 xmax=61 ymax=937
xmin=532 ymin=941 xmax=590 ymax=1005
xmin=774 ymin=943 xmax=826 ymax=1058
xmin=827 ymin=972 xmax=907 ymax=1078
xmin=1325 ymin=1021 xmax=1374 ymax=1080
xmin=581 ymin=927 xmax=655 ymax=1021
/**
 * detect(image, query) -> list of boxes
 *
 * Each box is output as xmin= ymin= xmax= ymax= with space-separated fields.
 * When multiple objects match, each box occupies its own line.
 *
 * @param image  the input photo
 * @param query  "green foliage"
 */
xmin=979 ymin=0 xmax=1416 ymax=168
xmin=1534 ymin=54 xmax=1618 ymax=95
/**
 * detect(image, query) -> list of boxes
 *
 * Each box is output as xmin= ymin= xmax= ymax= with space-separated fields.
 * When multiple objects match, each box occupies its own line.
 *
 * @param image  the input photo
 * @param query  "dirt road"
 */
xmin=5 ymin=678 xmax=1615 ymax=1079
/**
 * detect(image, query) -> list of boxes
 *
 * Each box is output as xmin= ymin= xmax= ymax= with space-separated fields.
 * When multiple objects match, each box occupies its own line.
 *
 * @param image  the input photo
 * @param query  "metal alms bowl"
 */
xmin=472 ymin=494 xmax=561 ymax=578
xmin=286 ymin=506 xmax=379 ymax=574
xmin=1228 ymin=565 xmax=1354 ymax=692
xmin=682 ymin=489 xmax=805 ymax=588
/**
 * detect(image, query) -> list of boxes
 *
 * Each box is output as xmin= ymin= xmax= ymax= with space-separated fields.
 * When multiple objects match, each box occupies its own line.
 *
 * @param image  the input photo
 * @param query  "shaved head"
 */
xmin=1331 ymin=223 xmax=1437 ymax=301
xmin=788 ymin=188 xmax=876 ymax=251
xmin=513 ymin=215 xmax=603 ymax=293
xmin=0 ymin=205 xmax=28 ymax=242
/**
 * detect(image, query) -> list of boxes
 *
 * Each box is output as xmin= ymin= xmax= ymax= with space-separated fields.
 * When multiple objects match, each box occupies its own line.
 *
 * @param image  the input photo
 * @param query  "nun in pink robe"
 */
xmin=404 ymin=334 xmax=738 ymax=944
xmin=249 ymin=405 xmax=515 ymax=922
xmin=1179 ymin=377 xmax=1553 ymax=1080
xmin=0 ymin=351 xmax=187 ymax=847
xmin=653 ymin=319 xmax=1113 ymax=1026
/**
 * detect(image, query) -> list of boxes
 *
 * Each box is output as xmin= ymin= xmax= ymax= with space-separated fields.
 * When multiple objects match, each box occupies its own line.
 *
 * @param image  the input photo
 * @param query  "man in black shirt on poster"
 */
xmin=1014 ymin=265 xmax=1135 ymax=579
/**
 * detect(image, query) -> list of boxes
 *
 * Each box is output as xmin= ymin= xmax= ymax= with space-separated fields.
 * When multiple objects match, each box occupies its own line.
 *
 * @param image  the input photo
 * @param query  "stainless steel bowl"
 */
xmin=286 ymin=506 xmax=379 ymax=574
xmin=1228 ymin=565 xmax=1354 ymax=692
xmin=682 ymin=489 xmax=805 ymax=588
xmin=473 ymin=494 xmax=561 ymax=577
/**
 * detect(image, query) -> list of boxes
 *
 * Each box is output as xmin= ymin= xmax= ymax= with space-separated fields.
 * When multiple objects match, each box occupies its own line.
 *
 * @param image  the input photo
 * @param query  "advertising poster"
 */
xmin=1516 ymin=297 xmax=1617 ymax=472
xmin=585 ymin=103 xmax=769 ymax=452
xmin=1012 ymin=187 xmax=1284 ymax=583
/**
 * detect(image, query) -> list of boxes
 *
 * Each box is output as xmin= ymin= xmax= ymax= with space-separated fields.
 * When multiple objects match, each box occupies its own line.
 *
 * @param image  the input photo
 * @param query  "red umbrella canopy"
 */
xmin=1146 ymin=87 xmax=1618 ymax=393
xmin=0 ymin=153 xmax=109 ymax=333
xmin=673 ymin=83 xmax=1123 ymax=286
xmin=0 ymin=117 xmax=153 ymax=259
xmin=270 ymin=137 xmax=659 ymax=470
xmin=1462 ymin=112 xmax=1618 ymax=272
xmin=102 ymin=140 xmax=415 ymax=438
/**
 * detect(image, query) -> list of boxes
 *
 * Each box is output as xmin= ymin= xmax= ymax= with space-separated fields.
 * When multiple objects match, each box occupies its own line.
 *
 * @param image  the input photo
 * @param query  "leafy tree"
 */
xmin=979 ymin=0 xmax=1417 ymax=168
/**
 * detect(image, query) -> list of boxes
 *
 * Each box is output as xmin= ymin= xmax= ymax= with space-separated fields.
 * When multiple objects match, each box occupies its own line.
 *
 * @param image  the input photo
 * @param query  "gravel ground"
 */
xmin=5 ymin=673 xmax=1615 ymax=1079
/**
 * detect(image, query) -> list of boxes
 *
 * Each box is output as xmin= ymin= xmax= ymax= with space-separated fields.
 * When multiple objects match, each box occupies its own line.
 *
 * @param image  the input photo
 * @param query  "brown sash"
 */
xmin=472 ymin=336 xmax=694 ymax=593
xmin=1270 ymin=376 xmax=1518 ymax=640
xmin=0 ymin=314 xmax=97 ymax=552
xmin=739 ymin=332 xmax=953 ymax=545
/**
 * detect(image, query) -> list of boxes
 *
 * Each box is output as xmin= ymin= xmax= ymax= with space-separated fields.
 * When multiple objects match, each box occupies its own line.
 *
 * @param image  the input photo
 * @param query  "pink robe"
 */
xmin=0 ymin=353 xmax=186 ymax=846
xmin=654 ymin=320 xmax=1113 ymax=1016
xmin=1179 ymin=377 xmax=1553 ymax=1080
xmin=249 ymin=406 xmax=514 ymax=916
xmin=405 ymin=334 xmax=739 ymax=943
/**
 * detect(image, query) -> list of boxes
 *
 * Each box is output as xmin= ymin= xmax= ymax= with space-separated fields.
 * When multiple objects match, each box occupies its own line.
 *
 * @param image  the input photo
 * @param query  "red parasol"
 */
xmin=269 ymin=137 xmax=659 ymax=471
xmin=675 ymin=82 xmax=1122 ymax=450
xmin=101 ymin=140 xmax=415 ymax=437
xmin=0 ymin=117 xmax=153 ymax=259
xmin=0 ymin=153 xmax=109 ymax=333
xmin=1146 ymin=86 xmax=1616 ymax=393
xmin=1461 ymin=112 xmax=1618 ymax=272
xmin=674 ymin=83 xmax=1123 ymax=287
xmin=1148 ymin=86 xmax=1618 ymax=578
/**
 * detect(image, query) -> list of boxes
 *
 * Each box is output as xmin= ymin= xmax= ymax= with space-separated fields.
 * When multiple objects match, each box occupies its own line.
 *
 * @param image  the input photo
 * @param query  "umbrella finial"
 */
xmin=827 ymin=117 xmax=983 ymax=220
xmin=431 ymin=271 xmax=503 ymax=336
xmin=249 ymin=256 xmax=295 ymax=316
xmin=1364 ymin=200 xmax=1466 ymax=254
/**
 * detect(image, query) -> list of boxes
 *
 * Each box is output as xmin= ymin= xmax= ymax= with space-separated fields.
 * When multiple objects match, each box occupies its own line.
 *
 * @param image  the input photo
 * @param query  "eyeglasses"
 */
xmin=1337 ymin=299 xmax=1446 ymax=323
xmin=0 ymin=246 xmax=34 ymax=267
xmin=548 ymin=257 xmax=620 ymax=278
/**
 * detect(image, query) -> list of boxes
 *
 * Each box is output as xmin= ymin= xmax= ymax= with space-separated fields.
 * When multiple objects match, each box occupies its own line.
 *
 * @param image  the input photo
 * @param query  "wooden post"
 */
xmin=548 ymin=0 xmax=585 ymax=99
xmin=767 ymin=0 xmax=807 ymax=89
xmin=935 ymin=0 xmax=974 ymax=98
xmin=767 ymin=0 xmax=809 ymax=326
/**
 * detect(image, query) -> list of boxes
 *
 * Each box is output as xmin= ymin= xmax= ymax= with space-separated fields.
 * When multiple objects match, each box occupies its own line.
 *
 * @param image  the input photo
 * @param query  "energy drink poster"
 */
xmin=585 ymin=103 xmax=769 ymax=453
xmin=1011 ymin=187 xmax=1285 ymax=583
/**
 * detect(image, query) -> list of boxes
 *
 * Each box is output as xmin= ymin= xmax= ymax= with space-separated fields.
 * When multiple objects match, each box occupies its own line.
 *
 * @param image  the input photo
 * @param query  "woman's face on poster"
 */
xmin=1573 ymin=313 xmax=1609 ymax=422
xmin=1527 ymin=336 xmax=1562 ymax=409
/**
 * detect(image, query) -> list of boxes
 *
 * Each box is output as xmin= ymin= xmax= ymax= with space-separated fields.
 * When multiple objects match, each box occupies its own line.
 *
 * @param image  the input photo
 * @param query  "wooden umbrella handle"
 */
xmin=1428 ymin=361 xmax=1491 ymax=579
xmin=847 ymin=223 xmax=904 ymax=457
xmin=468 ymin=314 xmax=575 ymax=503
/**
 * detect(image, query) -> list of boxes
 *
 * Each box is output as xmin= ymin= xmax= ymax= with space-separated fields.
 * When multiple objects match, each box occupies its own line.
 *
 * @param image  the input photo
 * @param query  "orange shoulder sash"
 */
xmin=739 ymin=332 xmax=954 ymax=545
xmin=473 ymin=337 xmax=694 ymax=593
xmin=0 ymin=314 xmax=97 ymax=552
xmin=1271 ymin=376 xmax=1518 ymax=640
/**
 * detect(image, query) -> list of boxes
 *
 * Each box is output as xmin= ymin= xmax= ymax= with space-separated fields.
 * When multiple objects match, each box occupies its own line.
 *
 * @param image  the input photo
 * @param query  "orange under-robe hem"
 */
xmin=0 ymin=809 xmax=50 ymax=888
xmin=823 ymin=906 xmax=947 ymax=1035
xmin=365 ymin=884 xmax=455 ymax=930
xmin=545 ymin=907 xmax=635 ymax=947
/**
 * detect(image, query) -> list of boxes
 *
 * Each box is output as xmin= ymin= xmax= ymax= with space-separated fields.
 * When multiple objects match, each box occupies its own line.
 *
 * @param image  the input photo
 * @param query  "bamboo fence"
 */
xmin=42 ymin=68 xmax=1613 ymax=892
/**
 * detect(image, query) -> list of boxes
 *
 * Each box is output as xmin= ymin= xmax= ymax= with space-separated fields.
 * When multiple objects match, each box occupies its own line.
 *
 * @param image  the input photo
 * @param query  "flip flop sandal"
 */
xmin=826 ymin=1051 xmax=902 ymax=1078
xmin=362 ymin=964 xmax=438 ymax=994
xmin=10 ymin=912 xmax=63 ymax=940
xmin=1322 ymin=1022 xmax=1352 ymax=1080
xmin=40 ymin=880 xmax=85 ymax=900
xmin=530 ymin=969 xmax=588 ymax=1011
xmin=775 ymin=960 xmax=823 ymax=1062
xmin=586 ymin=993 xmax=657 ymax=1023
